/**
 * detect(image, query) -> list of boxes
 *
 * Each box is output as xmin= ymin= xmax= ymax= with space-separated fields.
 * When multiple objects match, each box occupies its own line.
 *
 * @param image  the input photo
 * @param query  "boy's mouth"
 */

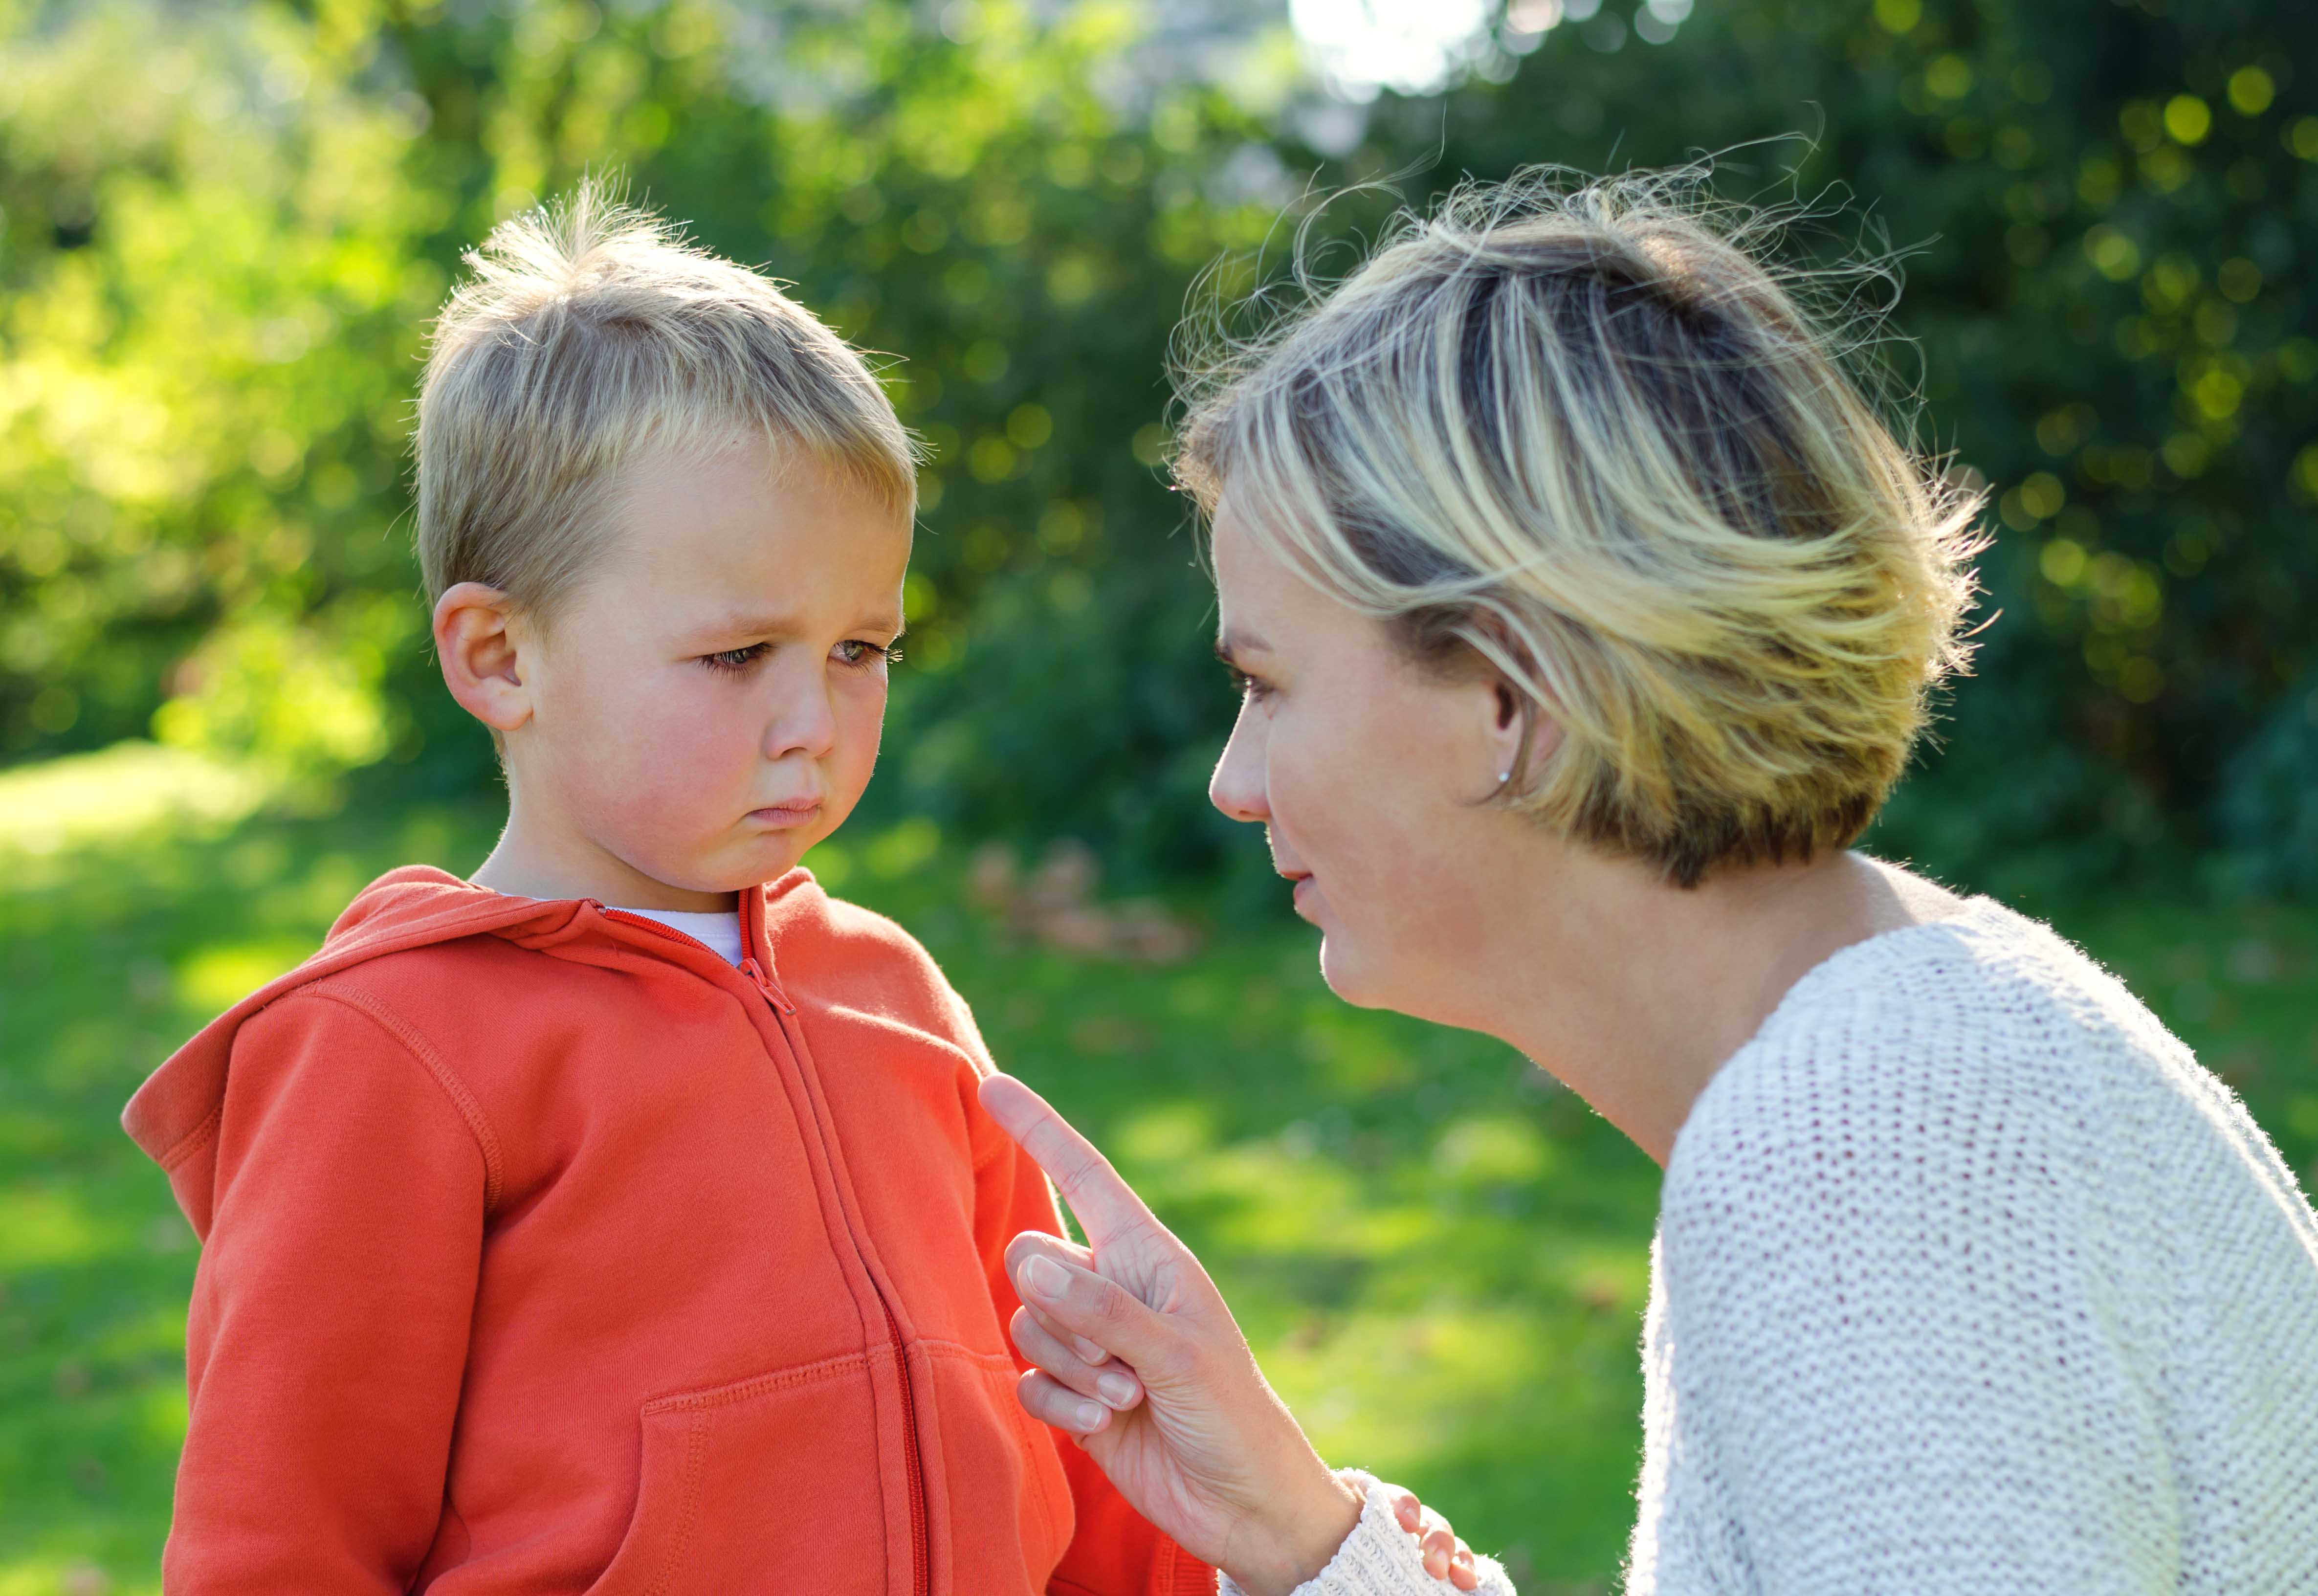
xmin=748 ymin=801 xmax=823 ymax=829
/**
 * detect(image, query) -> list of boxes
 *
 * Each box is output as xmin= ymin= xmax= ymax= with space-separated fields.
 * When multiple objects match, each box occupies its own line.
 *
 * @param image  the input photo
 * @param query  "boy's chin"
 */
xmin=628 ymin=839 xmax=809 ymax=902
xmin=710 ymin=839 xmax=815 ymax=891
xmin=648 ymin=806 xmax=852 ymax=896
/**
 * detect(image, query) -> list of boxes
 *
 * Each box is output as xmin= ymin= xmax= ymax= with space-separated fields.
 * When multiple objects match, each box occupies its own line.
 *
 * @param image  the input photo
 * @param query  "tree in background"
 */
xmin=2 ymin=0 xmax=2313 ymax=894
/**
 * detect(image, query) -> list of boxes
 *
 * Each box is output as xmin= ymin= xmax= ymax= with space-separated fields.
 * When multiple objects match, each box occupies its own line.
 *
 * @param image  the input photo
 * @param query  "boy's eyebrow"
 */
xmin=691 ymin=609 xmax=794 ymax=639
xmin=692 ymin=608 xmax=906 ymax=640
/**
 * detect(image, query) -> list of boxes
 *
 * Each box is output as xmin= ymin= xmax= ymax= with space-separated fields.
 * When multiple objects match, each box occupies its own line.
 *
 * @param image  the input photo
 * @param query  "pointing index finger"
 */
xmin=978 ymin=1073 xmax=1159 ymax=1247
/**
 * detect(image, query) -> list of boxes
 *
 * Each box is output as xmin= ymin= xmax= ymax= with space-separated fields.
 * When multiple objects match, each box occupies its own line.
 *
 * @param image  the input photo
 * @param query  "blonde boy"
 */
xmin=124 ymin=186 xmax=1208 ymax=1596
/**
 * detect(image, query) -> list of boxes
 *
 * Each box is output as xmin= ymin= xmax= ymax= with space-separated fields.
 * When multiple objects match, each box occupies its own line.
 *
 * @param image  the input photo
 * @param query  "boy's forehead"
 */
xmin=597 ymin=446 xmax=910 ymax=604
xmin=643 ymin=542 xmax=910 ymax=637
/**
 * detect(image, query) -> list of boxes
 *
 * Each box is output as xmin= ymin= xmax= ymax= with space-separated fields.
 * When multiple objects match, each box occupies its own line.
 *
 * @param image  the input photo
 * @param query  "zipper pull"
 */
xmin=739 ymin=957 xmax=796 ymax=1016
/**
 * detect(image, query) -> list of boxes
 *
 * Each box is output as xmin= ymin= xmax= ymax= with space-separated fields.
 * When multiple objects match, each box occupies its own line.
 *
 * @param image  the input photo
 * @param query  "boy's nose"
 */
xmin=763 ymin=675 xmax=839 ymax=762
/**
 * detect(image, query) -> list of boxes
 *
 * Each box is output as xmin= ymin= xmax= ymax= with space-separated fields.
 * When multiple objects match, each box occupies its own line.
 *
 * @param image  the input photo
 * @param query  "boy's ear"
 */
xmin=434 ymin=582 xmax=534 ymax=734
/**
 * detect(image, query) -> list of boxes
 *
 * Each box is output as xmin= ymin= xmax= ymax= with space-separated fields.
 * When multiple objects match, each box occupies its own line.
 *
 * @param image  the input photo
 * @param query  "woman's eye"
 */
xmin=835 ymin=639 xmax=903 ymax=668
xmin=1227 ymin=666 xmax=1271 ymax=701
xmin=701 ymin=644 xmax=769 ymax=674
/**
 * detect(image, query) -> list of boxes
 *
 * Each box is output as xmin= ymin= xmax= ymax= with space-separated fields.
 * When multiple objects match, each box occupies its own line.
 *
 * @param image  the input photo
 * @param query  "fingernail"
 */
xmin=1021 ymin=1256 xmax=1068 ymax=1300
xmin=1075 ymin=1400 xmax=1104 ymax=1431
xmin=1097 ymin=1372 xmax=1138 ymax=1406
xmin=1074 ymin=1335 xmax=1108 ymax=1364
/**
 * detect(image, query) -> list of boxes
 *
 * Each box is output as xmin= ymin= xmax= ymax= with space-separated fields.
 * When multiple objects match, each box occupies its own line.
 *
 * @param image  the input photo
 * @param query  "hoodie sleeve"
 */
xmin=167 ymin=985 xmax=487 ymax=1594
xmin=949 ymin=992 xmax=1214 ymax=1596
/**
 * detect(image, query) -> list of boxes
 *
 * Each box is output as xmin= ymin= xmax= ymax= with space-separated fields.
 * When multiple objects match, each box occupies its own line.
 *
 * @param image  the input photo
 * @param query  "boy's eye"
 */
xmin=701 ymin=644 xmax=770 ymax=674
xmin=834 ymin=639 xmax=904 ymax=668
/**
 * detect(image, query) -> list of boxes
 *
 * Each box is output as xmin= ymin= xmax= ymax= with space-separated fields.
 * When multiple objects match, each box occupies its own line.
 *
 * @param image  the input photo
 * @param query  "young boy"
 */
xmin=123 ymin=186 xmax=1209 ymax=1596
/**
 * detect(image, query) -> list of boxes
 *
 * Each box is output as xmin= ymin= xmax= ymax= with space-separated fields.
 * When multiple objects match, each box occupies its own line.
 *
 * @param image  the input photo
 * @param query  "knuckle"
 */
xmin=1019 ymin=1374 xmax=1070 ymax=1424
xmin=1089 ymin=1277 xmax=1136 ymax=1327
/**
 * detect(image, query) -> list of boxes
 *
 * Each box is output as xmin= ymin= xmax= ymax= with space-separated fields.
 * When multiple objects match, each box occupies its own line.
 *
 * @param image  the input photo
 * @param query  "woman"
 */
xmin=978 ymin=172 xmax=2318 ymax=1596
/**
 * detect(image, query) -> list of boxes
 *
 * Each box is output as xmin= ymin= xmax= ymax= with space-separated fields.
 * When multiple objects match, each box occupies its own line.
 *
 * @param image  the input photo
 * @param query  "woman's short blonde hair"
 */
xmin=416 ymin=180 xmax=917 ymax=622
xmin=1175 ymin=168 xmax=1984 ymax=887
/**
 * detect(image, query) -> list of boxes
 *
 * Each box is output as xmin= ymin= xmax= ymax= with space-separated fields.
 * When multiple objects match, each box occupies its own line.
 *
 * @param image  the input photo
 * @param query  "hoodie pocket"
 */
xmin=922 ymin=1344 xmax=1073 ymax=1591
xmin=583 ymin=1351 xmax=885 ymax=1596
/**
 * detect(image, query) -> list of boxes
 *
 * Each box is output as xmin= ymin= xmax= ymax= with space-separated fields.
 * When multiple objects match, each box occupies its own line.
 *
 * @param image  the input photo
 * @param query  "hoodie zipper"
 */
xmin=739 ymin=951 xmax=927 ymax=1596
xmin=599 ymin=906 xmax=927 ymax=1595
xmin=742 ymin=946 xmax=922 ymax=1596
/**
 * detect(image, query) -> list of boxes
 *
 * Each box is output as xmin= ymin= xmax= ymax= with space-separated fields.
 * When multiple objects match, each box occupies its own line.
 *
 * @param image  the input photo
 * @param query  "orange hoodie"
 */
xmin=124 ymin=864 xmax=1210 ymax=1596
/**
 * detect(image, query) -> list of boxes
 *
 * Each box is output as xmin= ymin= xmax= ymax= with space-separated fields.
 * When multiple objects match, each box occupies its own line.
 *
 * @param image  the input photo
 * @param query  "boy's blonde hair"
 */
xmin=416 ymin=181 xmax=916 ymax=621
xmin=1175 ymin=168 xmax=1984 ymax=888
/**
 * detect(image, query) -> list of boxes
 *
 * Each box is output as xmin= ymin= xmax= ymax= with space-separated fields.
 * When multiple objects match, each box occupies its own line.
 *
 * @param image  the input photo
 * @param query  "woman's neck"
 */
xmin=1457 ymin=847 xmax=1965 ymax=1167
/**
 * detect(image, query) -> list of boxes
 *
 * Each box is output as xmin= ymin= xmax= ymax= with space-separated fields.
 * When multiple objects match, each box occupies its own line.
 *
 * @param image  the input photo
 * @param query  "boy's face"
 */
xmin=507 ymin=440 xmax=910 ymax=910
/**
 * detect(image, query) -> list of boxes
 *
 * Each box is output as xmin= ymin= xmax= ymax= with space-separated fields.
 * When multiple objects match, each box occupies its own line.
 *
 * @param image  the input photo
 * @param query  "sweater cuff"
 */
xmin=1214 ymin=1471 xmax=1516 ymax=1596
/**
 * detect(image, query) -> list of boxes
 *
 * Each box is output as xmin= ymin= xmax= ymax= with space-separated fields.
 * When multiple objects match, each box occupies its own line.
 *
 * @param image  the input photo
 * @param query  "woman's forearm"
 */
xmin=1218 ymin=1474 xmax=1518 ymax=1596
xmin=1217 ymin=1466 xmax=1367 ymax=1596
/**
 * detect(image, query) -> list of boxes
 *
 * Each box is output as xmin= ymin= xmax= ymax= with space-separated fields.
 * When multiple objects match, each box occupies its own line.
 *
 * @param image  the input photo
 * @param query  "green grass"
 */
xmin=4 ymin=751 xmax=2316 ymax=1595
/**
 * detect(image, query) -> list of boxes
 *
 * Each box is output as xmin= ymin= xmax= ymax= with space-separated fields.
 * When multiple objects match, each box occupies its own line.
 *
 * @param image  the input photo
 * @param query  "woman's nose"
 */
xmin=1208 ymin=704 xmax=1268 ymax=824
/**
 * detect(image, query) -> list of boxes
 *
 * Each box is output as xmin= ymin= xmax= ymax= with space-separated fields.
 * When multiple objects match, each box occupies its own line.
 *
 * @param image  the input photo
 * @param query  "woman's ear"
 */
xmin=1486 ymin=676 xmax=1561 ymax=790
xmin=434 ymin=582 xmax=535 ymax=734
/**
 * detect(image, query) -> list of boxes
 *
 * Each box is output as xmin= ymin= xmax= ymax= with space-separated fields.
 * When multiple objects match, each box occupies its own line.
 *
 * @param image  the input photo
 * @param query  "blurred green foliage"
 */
xmin=2 ymin=0 xmax=2314 ymax=890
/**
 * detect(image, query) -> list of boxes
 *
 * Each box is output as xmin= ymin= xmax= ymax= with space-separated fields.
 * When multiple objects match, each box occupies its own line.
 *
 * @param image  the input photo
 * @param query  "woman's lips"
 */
xmin=1290 ymin=874 xmax=1316 ymax=915
xmin=748 ymin=802 xmax=822 ymax=829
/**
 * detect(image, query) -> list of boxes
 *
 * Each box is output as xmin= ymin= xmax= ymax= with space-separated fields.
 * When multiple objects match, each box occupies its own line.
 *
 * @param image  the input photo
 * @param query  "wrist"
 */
xmin=1225 ymin=1466 xmax=1365 ymax=1596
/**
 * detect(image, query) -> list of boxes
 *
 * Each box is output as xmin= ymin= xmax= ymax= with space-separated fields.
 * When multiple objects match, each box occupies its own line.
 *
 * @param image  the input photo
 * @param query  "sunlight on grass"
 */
xmin=172 ymin=941 xmax=316 ymax=1012
xmin=137 ymin=1384 xmax=190 ymax=1454
xmin=866 ymin=816 xmax=942 ymax=879
xmin=1298 ymin=1001 xmax=1415 ymax=1092
xmin=0 ymin=1562 xmax=161 ymax=1596
xmin=0 ymin=742 xmax=272 ymax=860
xmin=1279 ymin=1301 xmax=1560 ymax=1459
xmin=0 ymin=1188 xmax=115 ymax=1269
xmin=1112 ymin=1099 xmax=1215 ymax=1164
xmin=802 ymin=836 xmax=857 ymax=890
xmin=1435 ymin=1114 xmax=1555 ymax=1185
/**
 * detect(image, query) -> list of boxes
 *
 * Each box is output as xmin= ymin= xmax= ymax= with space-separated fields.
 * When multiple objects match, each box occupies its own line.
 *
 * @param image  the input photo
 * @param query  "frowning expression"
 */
xmin=511 ymin=441 xmax=910 ymax=908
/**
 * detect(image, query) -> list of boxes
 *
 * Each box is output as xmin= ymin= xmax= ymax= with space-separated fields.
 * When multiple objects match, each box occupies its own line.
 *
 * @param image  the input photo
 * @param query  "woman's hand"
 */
xmin=1389 ymin=1488 xmax=1482 ymax=1593
xmin=979 ymin=1073 xmax=1364 ymax=1596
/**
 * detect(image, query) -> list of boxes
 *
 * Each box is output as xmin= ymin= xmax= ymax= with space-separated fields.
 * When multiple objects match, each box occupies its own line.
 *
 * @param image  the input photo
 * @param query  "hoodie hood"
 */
xmin=121 ymin=864 xmax=805 ymax=1183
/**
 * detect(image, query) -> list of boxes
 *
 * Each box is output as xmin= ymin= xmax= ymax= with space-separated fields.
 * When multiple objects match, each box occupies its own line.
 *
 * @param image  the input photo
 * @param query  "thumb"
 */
xmin=1013 ymin=1249 xmax=1192 ymax=1381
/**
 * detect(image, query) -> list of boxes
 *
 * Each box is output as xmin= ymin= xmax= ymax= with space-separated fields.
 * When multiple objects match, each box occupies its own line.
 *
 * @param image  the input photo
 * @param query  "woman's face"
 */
xmin=1207 ymin=492 xmax=1531 ymax=1017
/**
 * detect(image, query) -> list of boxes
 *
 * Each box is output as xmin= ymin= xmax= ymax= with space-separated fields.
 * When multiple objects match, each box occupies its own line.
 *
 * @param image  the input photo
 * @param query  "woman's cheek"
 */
xmin=1268 ymin=707 xmax=1333 ymax=834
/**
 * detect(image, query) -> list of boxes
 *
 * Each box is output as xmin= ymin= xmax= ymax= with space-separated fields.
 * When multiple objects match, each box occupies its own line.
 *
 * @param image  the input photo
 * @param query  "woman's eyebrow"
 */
xmin=1214 ymin=628 xmax=1270 ymax=664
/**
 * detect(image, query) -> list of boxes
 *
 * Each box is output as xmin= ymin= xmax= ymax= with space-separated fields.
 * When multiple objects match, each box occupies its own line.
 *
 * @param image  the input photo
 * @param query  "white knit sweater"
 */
xmin=1240 ymin=896 xmax=2318 ymax=1596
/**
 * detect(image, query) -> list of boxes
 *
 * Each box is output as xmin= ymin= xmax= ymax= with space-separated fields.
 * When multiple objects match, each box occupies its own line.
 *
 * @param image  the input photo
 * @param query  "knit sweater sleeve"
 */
xmin=1632 ymin=950 xmax=2181 ymax=1595
xmin=1216 ymin=1473 xmax=1516 ymax=1596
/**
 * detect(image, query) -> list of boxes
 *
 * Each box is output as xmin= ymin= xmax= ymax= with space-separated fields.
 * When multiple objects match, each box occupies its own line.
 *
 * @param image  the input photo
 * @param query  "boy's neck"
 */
xmin=469 ymin=812 xmax=740 ymax=914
